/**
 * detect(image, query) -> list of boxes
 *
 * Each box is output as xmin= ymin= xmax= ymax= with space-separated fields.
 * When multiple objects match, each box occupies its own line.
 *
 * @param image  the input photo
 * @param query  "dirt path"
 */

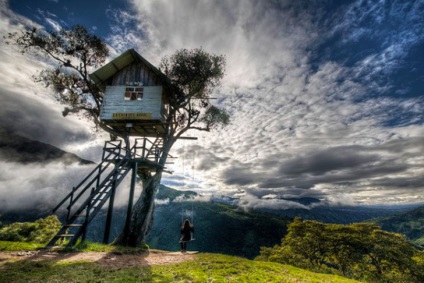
xmin=0 ymin=250 xmax=197 ymax=269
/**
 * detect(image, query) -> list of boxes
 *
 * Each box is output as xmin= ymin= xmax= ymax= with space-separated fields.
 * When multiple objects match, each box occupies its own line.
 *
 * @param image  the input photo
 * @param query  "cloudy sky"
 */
xmin=1 ymin=0 xmax=423 ymax=212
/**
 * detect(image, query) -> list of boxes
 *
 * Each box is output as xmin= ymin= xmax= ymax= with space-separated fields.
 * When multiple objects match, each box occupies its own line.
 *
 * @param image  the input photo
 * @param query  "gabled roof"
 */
xmin=89 ymin=49 xmax=168 ymax=88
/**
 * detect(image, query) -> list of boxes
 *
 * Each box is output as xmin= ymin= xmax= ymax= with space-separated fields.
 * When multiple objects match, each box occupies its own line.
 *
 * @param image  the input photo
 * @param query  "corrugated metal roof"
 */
xmin=89 ymin=49 xmax=167 ymax=89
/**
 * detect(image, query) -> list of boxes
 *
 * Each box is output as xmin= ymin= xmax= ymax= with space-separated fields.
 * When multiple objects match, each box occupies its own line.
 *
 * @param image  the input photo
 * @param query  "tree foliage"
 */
xmin=160 ymin=47 xmax=229 ymax=141
xmin=5 ymin=25 xmax=111 ymax=131
xmin=0 ymin=215 xmax=61 ymax=244
xmin=257 ymin=218 xmax=424 ymax=282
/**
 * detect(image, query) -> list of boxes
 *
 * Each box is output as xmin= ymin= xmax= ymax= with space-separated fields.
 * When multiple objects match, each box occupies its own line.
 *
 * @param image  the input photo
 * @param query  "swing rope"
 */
xmin=180 ymin=142 xmax=196 ymax=242
xmin=180 ymin=142 xmax=196 ymax=225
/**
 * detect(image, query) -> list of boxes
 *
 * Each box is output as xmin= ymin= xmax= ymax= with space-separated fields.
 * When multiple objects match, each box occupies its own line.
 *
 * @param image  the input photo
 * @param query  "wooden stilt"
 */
xmin=123 ymin=160 xmax=138 ymax=245
xmin=103 ymin=165 xmax=118 ymax=244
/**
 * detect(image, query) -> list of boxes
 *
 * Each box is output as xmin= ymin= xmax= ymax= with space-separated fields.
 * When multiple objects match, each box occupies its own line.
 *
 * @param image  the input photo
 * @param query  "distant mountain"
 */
xmin=258 ymin=204 xmax=417 ymax=224
xmin=371 ymin=205 xmax=424 ymax=245
xmin=155 ymin=185 xmax=197 ymax=201
xmin=283 ymin=197 xmax=320 ymax=206
xmin=0 ymin=127 xmax=94 ymax=165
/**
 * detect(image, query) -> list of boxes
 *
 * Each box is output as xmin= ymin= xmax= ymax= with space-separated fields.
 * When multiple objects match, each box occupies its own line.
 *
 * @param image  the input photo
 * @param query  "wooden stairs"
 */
xmin=46 ymin=138 xmax=169 ymax=248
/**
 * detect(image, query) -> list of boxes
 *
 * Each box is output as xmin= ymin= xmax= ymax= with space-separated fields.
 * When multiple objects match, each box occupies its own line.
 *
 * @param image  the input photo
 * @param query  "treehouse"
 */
xmin=90 ymin=49 xmax=170 ymax=137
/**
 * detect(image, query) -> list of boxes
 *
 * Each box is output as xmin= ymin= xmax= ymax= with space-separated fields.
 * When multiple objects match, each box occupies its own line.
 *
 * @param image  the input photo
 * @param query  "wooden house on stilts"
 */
xmin=90 ymin=49 xmax=171 ymax=137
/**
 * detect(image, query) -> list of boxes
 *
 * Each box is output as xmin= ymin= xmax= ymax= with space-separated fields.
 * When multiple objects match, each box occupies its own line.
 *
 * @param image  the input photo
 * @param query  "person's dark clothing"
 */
xmin=180 ymin=224 xmax=194 ymax=252
xmin=180 ymin=225 xmax=194 ymax=242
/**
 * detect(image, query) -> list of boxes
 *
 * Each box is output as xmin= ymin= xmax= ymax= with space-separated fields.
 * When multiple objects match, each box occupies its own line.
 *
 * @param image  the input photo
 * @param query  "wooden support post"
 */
xmin=103 ymin=164 xmax=118 ymax=244
xmin=142 ymin=138 xmax=147 ymax=159
xmin=102 ymin=141 xmax=107 ymax=160
xmin=96 ymin=163 xmax=102 ymax=190
xmin=123 ymin=160 xmax=137 ymax=245
xmin=125 ymin=136 xmax=131 ymax=158
xmin=67 ymin=187 xmax=75 ymax=221
xmin=82 ymin=187 xmax=94 ymax=243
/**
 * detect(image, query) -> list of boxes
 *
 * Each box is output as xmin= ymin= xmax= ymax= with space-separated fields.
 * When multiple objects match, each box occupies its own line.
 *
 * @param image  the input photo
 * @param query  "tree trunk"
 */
xmin=113 ymin=138 xmax=174 ymax=246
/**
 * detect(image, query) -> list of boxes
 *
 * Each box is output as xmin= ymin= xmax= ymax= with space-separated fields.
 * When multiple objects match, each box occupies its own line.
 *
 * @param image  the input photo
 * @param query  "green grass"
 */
xmin=153 ymin=254 xmax=359 ymax=283
xmin=0 ymin=241 xmax=44 ymax=251
xmin=0 ymin=240 xmax=149 ymax=254
xmin=0 ymin=249 xmax=359 ymax=282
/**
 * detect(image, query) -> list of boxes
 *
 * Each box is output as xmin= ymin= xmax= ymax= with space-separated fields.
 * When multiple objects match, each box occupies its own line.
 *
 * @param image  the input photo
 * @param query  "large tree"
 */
xmin=258 ymin=219 xmax=423 ymax=282
xmin=6 ymin=25 xmax=229 ymax=246
xmin=115 ymin=48 xmax=229 ymax=246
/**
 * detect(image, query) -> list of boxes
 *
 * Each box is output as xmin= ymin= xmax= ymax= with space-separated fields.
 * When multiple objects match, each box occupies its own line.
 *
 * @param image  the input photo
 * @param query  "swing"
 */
xmin=179 ymin=141 xmax=197 ymax=247
xmin=180 ymin=202 xmax=195 ymax=242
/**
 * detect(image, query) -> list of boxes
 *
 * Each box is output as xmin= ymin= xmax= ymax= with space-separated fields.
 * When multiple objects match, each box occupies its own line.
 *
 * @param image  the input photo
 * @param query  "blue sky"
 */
xmin=8 ymin=0 xmax=128 ymax=37
xmin=0 ymin=0 xmax=423 ymax=211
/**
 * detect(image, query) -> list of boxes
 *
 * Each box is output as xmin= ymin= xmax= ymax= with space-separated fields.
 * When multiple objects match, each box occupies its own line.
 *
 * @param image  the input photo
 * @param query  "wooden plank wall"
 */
xmin=100 ymin=86 xmax=163 ymax=120
xmin=111 ymin=63 xmax=159 ymax=86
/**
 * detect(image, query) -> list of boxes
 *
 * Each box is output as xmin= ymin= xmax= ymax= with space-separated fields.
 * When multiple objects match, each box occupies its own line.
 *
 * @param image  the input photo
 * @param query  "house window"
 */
xmin=136 ymin=88 xmax=144 ymax=100
xmin=124 ymin=87 xmax=143 ymax=101
xmin=124 ymin=92 xmax=131 ymax=101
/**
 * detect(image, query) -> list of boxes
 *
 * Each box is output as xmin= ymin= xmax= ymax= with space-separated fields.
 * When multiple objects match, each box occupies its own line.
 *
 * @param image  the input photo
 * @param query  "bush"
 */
xmin=257 ymin=218 xmax=424 ymax=282
xmin=0 ymin=215 xmax=61 ymax=244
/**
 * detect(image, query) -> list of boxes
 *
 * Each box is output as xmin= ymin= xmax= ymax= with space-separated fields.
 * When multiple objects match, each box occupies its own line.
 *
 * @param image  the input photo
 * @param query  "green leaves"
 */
xmin=200 ymin=105 xmax=230 ymax=130
xmin=6 ymin=25 xmax=108 ymax=69
xmin=160 ymin=48 xmax=225 ymax=99
xmin=258 ymin=219 xmax=424 ymax=282
xmin=6 ymin=25 xmax=107 ymax=125
xmin=160 ymin=48 xmax=230 ymax=135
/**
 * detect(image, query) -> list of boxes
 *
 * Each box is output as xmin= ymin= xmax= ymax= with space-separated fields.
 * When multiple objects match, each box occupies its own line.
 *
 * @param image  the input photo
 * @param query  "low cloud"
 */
xmin=236 ymin=192 xmax=310 ymax=212
xmin=0 ymin=161 xmax=94 ymax=212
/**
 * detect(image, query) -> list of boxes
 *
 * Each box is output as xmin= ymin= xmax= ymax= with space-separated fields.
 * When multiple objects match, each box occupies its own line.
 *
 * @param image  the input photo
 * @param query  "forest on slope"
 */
xmin=371 ymin=205 xmax=424 ymax=245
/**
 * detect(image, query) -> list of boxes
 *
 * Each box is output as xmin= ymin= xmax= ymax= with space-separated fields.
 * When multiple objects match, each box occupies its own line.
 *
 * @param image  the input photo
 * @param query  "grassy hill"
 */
xmin=0 ymin=242 xmax=359 ymax=283
xmin=371 ymin=205 xmax=424 ymax=245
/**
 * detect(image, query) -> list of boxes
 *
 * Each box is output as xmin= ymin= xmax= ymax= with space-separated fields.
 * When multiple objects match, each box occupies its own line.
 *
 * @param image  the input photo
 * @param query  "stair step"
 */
xmin=65 ymin=224 xmax=83 ymax=227
xmin=57 ymin=234 xmax=75 ymax=237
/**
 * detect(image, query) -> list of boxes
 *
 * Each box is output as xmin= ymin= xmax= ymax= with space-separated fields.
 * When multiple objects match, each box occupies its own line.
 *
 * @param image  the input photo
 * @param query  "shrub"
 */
xmin=0 ymin=215 xmax=61 ymax=244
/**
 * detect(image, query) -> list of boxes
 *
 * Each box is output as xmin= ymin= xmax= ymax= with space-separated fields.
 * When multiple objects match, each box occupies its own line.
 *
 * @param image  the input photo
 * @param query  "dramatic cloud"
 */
xmin=1 ymin=0 xmax=423 ymax=213
xmin=128 ymin=0 xmax=424 ymax=205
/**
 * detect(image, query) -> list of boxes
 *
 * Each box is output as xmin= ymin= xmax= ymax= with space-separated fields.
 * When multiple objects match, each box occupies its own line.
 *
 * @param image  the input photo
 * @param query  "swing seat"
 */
xmin=179 ymin=238 xmax=195 ymax=243
xmin=179 ymin=231 xmax=195 ymax=243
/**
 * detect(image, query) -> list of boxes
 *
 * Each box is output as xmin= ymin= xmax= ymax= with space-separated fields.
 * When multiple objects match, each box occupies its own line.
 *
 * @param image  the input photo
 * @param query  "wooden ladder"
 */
xmin=46 ymin=141 xmax=132 ymax=248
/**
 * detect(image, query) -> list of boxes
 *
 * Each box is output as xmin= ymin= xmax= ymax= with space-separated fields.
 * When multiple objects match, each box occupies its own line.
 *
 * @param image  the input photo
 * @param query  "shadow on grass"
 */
xmin=0 ymin=246 xmax=155 ymax=282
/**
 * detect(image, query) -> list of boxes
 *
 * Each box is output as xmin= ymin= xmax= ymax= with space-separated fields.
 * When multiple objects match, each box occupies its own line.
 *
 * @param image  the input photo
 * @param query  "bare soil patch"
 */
xmin=0 ymin=250 xmax=195 ymax=269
